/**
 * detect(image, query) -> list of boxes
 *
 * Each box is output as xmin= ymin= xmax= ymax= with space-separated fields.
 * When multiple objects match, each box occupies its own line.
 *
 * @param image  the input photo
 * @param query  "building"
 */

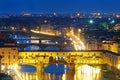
xmin=0 ymin=48 xmax=18 ymax=70
xmin=102 ymin=40 xmax=120 ymax=53
xmin=40 ymin=24 xmax=53 ymax=33
xmin=0 ymin=32 xmax=9 ymax=39
xmin=0 ymin=33 xmax=18 ymax=72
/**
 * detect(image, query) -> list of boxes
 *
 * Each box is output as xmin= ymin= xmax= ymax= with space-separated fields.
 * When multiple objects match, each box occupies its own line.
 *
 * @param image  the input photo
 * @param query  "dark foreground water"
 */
xmin=19 ymin=64 xmax=106 ymax=80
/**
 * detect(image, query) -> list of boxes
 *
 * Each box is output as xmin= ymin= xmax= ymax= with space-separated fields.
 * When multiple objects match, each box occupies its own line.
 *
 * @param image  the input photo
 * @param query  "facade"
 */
xmin=86 ymin=38 xmax=120 ymax=53
xmin=0 ymin=33 xmax=18 ymax=71
xmin=40 ymin=24 xmax=53 ymax=33
xmin=0 ymin=48 xmax=18 ymax=70
xmin=102 ymin=41 xmax=120 ymax=53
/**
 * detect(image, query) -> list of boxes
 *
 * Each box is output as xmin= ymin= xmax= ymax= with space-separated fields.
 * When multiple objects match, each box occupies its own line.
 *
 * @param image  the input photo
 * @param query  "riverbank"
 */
xmin=0 ymin=73 xmax=13 ymax=80
xmin=102 ymin=70 xmax=120 ymax=80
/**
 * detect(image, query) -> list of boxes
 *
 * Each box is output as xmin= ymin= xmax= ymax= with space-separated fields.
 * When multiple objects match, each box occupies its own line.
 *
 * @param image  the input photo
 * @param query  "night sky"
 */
xmin=0 ymin=0 xmax=120 ymax=14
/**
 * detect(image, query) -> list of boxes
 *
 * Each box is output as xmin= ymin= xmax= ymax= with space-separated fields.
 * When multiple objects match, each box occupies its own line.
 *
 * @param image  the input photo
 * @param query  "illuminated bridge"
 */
xmin=19 ymin=50 xmax=120 ymax=73
xmin=15 ymin=38 xmax=74 ymax=50
xmin=17 ymin=43 xmax=74 ymax=51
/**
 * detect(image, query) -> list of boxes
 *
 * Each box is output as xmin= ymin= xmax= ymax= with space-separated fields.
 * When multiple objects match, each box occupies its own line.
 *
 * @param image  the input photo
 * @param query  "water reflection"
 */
xmin=44 ymin=64 xmax=69 ymax=74
xmin=74 ymin=65 xmax=101 ymax=80
xmin=19 ymin=64 xmax=103 ymax=80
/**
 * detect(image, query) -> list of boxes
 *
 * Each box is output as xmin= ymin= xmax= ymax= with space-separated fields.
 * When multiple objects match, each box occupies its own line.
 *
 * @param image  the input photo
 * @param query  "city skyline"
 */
xmin=0 ymin=0 xmax=120 ymax=14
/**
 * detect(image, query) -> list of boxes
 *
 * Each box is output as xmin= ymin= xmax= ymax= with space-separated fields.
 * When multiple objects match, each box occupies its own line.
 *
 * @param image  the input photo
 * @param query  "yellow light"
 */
xmin=22 ymin=28 xmax=26 ymax=31
xmin=77 ymin=13 xmax=80 ymax=17
xmin=55 ymin=41 xmax=58 ymax=44
xmin=30 ymin=29 xmax=56 ymax=36
xmin=98 ymin=13 xmax=101 ymax=16
xmin=95 ymin=68 xmax=101 ymax=74
xmin=62 ymin=74 xmax=66 ymax=80
xmin=117 ymin=64 xmax=120 ymax=69
xmin=64 ymin=42 xmax=67 ymax=45
xmin=13 ymin=65 xmax=23 ymax=80
xmin=1 ymin=65 xmax=5 ymax=70
xmin=78 ymin=28 xmax=81 ymax=32
xmin=76 ymin=65 xmax=101 ymax=80
xmin=13 ymin=64 xmax=18 ymax=69
xmin=44 ymin=20 xmax=47 ymax=23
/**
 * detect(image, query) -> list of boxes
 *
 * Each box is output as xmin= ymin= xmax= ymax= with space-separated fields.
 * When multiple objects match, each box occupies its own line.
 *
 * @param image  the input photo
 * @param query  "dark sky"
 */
xmin=0 ymin=0 xmax=120 ymax=14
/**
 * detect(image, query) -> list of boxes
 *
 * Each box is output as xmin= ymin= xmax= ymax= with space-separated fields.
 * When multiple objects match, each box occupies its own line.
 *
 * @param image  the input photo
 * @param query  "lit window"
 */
xmin=8 ymin=55 xmax=10 ymax=58
xmin=14 ymin=55 xmax=15 ymax=59
xmin=2 ymin=52 xmax=4 ymax=54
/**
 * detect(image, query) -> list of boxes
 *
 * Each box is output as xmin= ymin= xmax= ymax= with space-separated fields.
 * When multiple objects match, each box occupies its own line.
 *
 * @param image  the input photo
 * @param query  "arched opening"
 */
xmin=99 ymin=36 xmax=107 ymax=42
xmin=63 ymin=46 xmax=74 ymax=50
xmin=44 ymin=64 xmax=69 ymax=74
xmin=24 ymin=45 xmax=42 ymax=51
xmin=44 ymin=46 xmax=60 ymax=50
xmin=18 ymin=47 xmax=22 ymax=51
xmin=56 ymin=56 xmax=61 ymax=61
xmin=19 ymin=64 xmax=36 ymax=72
xmin=61 ymin=56 xmax=65 ymax=61
xmin=49 ymin=56 xmax=54 ymax=62
xmin=17 ymin=40 xmax=31 ymax=44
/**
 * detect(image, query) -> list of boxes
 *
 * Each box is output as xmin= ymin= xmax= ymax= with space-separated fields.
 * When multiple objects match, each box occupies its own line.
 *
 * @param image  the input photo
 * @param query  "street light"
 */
xmin=89 ymin=19 xmax=94 ymax=24
xmin=78 ymin=28 xmax=81 ymax=38
xmin=110 ymin=20 xmax=115 ymax=24
xmin=0 ymin=55 xmax=3 ymax=72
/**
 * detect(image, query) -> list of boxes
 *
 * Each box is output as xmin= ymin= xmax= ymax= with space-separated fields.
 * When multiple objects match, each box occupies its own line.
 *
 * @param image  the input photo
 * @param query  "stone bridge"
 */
xmin=17 ymin=42 xmax=74 ymax=51
xmin=18 ymin=50 xmax=120 ymax=72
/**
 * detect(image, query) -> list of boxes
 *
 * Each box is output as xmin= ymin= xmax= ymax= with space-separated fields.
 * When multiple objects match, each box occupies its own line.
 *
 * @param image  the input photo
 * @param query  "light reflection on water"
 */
xmin=19 ymin=64 xmax=103 ymax=80
xmin=74 ymin=65 xmax=101 ymax=80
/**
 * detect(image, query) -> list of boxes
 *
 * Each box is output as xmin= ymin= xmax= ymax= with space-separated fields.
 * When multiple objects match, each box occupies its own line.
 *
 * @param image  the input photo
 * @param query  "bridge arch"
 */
xmin=19 ymin=64 xmax=36 ymax=72
xmin=99 ymin=36 xmax=108 ymax=41
xmin=13 ymin=31 xmax=30 ymax=37
xmin=49 ymin=56 xmax=54 ymax=62
xmin=48 ymin=55 xmax=67 ymax=65
xmin=44 ymin=46 xmax=60 ymax=50
xmin=18 ymin=47 xmax=22 ymax=51
xmin=62 ymin=46 xmax=74 ymax=50
xmin=24 ymin=45 xmax=42 ymax=50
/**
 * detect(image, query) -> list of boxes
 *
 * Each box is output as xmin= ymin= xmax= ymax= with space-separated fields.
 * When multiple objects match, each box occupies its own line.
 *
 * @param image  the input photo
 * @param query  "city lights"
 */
xmin=110 ymin=20 xmax=115 ymax=24
xmin=0 ymin=3 xmax=120 ymax=79
xmin=117 ymin=64 xmax=120 ymax=69
xmin=89 ymin=20 xmax=94 ymax=24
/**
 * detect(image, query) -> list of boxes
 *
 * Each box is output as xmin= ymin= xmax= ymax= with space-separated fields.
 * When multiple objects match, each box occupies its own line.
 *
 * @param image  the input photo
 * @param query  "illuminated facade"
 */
xmin=31 ymin=24 xmax=60 ymax=36
xmin=0 ymin=48 xmax=18 ymax=70
xmin=19 ymin=50 xmax=120 ymax=73
xmin=102 ymin=41 xmax=120 ymax=53
xmin=113 ymin=24 xmax=120 ymax=31
xmin=0 ymin=33 xmax=18 ymax=71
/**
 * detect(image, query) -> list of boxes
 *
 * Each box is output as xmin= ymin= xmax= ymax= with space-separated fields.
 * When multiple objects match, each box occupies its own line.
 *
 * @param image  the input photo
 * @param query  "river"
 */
xmin=18 ymin=64 xmax=107 ymax=80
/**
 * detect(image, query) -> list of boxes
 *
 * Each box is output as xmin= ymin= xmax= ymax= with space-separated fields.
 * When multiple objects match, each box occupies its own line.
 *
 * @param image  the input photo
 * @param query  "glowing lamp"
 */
xmin=89 ymin=20 xmax=94 ymax=24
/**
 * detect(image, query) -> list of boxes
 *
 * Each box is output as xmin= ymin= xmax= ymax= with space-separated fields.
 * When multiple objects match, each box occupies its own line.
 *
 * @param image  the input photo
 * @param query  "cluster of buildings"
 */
xmin=85 ymin=32 xmax=120 ymax=53
xmin=31 ymin=24 xmax=60 ymax=36
xmin=0 ymin=28 xmax=120 ymax=75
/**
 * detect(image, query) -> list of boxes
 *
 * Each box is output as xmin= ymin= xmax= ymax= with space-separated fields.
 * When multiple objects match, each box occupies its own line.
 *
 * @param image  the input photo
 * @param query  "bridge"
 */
xmin=0 ymin=30 xmax=61 ymax=39
xmin=14 ymin=38 xmax=74 ymax=50
xmin=18 ymin=50 xmax=117 ymax=64
xmin=17 ymin=43 xmax=74 ymax=51
xmin=18 ymin=50 xmax=120 ymax=73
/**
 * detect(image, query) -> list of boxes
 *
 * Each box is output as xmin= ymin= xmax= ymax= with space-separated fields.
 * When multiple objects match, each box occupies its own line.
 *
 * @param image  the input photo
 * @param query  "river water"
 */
xmin=19 ymin=64 xmax=106 ymax=80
